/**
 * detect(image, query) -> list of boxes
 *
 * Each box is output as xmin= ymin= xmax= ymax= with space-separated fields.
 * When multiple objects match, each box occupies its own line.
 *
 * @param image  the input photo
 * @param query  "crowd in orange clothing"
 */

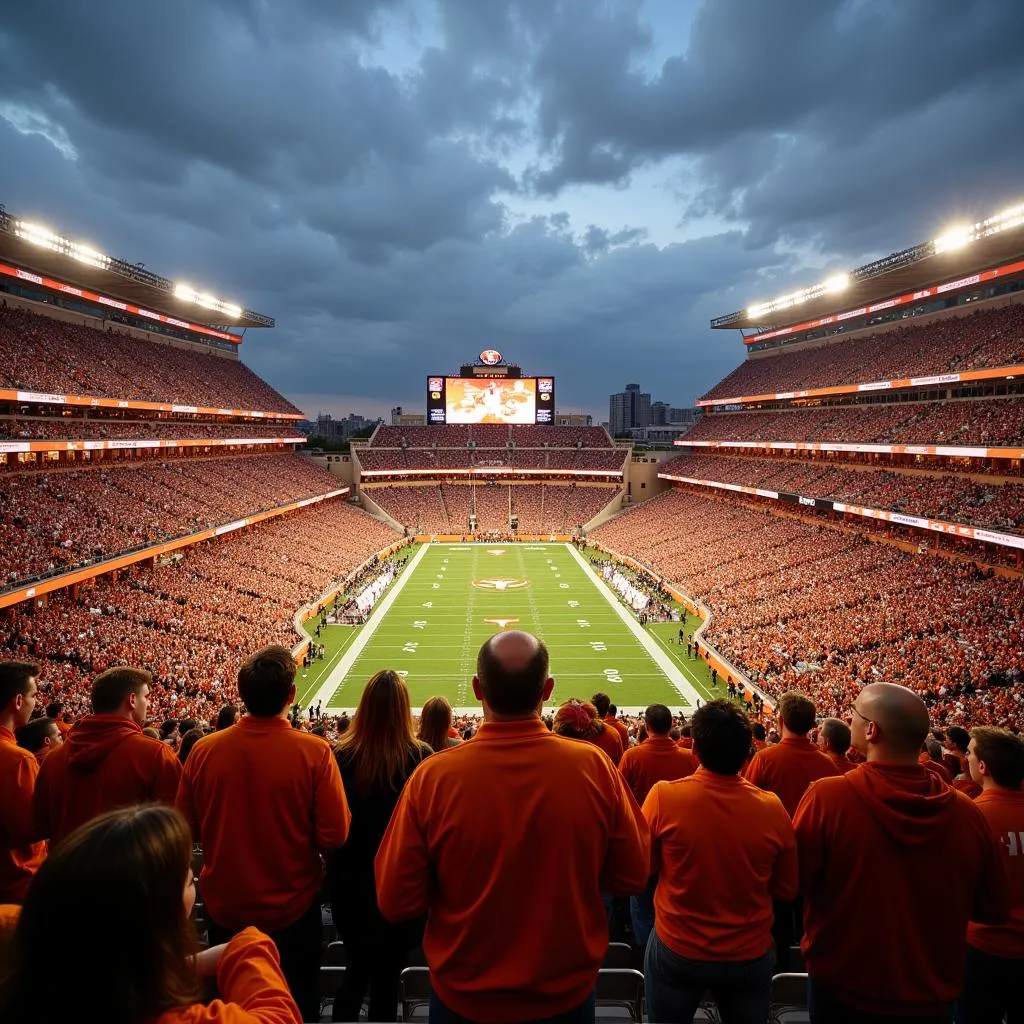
xmin=702 ymin=301 xmax=1024 ymax=401
xmin=593 ymin=490 xmax=1024 ymax=730
xmin=659 ymin=452 xmax=1024 ymax=532
xmin=1 ymin=499 xmax=400 ymax=722
xmin=0 ymin=453 xmax=341 ymax=586
xmin=682 ymin=395 xmax=1024 ymax=448
xmin=0 ymin=416 xmax=298 ymax=441
xmin=369 ymin=424 xmax=614 ymax=448
xmin=0 ymin=304 xmax=301 ymax=413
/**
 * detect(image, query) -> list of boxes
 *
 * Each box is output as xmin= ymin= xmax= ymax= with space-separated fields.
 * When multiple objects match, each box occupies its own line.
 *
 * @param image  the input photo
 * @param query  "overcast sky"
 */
xmin=2 ymin=0 xmax=1023 ymax=422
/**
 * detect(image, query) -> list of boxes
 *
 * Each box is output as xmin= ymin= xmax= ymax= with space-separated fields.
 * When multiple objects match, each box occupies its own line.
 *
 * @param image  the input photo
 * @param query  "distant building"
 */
xmin=315 ymin=412 xmax=381 ymax=440
xmin=555 ymin=413 xmax=593 ymax=426
xmin=650 ymin=401 xmax=670 ymax=426
xmin=667 ymin=407 xmax=701 ymax=427
xmin=608 ymin=383 xmax=651 ymax=436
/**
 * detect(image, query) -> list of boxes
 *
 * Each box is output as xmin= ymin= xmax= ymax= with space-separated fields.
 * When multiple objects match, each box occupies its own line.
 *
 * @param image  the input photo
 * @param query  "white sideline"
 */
xmin=314 ymin=542 xmax=431 ymax=710
xmin=564 ymin=543 xmax=701 ymax=708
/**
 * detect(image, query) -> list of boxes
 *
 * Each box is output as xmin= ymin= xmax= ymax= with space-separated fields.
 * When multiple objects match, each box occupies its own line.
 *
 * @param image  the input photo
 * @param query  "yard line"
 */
xmin=564 ymin=543 xmax=701 ymax=708
xmin=314 ymin=542 xmax=431 ymax=710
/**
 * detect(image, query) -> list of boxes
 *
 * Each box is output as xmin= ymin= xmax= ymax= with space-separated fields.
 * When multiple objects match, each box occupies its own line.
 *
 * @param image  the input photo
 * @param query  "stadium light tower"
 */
xmin=933 ymin=225 xmax=973 ymax=255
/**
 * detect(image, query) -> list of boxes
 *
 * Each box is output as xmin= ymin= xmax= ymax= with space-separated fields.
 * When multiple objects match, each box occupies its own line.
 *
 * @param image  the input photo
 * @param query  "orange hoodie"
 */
xmin=644 ymin=769 xmax=797 ymax=961
xmin=619 ymin=736 xmax=696 ymax=804
xmin=967 ymin=787 xmax=1024 ymax=959
xmin=587 ymin=722 xmax=623 ymax=765
xmin=375 ymin=717 xmax=650 ymax=1023
xmin=157 ymin=927 xmax=302 ymax=1024
xmin=825 ymin=751 xmax=857 ymax=775
xmin=0 ymin=727 xmax=45 ymax=902
xmin=32 ymin=716 xmax=182 ymax=845
xmin=176 ymin=715 xmax=350 ymax=932
xmin=794 ymin=763 xmax=1009 ymax=1016
xmin=744 ymin=735 xmax=839 ymax=817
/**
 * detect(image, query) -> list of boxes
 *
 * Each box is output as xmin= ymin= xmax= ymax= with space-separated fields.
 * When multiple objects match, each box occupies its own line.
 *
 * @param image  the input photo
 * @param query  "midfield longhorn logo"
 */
xmin=472 ymin=578 xmax=531 ymax=591
xmin=483 ymin=617 xmax=520 ymax=629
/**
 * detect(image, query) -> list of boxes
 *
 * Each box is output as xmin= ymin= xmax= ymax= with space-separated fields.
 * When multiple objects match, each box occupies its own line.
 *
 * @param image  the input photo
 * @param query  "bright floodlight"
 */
xmin=933 ymin=225 xmax=973 ymax=254
xmin=221 ymin=303 xmax=242 ymax=319
xmin=174 ymin=283 xmax=197 ymax=301
xmin=824 ymin=273 xmax=849 ymax=293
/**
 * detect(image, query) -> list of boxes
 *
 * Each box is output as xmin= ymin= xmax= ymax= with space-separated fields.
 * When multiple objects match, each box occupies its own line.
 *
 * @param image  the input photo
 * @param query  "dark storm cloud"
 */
xmin=0 ymin=0 xmax=1022 ymax=418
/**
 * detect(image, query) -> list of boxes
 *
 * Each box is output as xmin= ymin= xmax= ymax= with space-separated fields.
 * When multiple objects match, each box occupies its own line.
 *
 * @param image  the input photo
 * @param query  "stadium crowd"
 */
xmin=702 ymin=301 xmax=1024 ymax=401
xmin=0 ymin=454 xmax=341 ymax=587
xmin=1 ymin=499 xmax=400 ymax=723
xmin=357 ymin=449 xmax=625 ymax=473
xmin=660 ymin=452 xmax=1024 ymax=532
xmin=0 ymin=304 xmax=301 ymax=413
xmin=367 ymin=482 xmax=619 ymax=534
xmin=593 ymin=490 xmax=1024 ymax=732
xmin=1 ymin=635 xmax=1021 ymax=1024
xmin=368 ymin=425 xmax=613 ymax=448
xmin=681 ymin=396 xmax=1024 ymax=448
xmin=0 ymin=417 xmax=299 ymax=441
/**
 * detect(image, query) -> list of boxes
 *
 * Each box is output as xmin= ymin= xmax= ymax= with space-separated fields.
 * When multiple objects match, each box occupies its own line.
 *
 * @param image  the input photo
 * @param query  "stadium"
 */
xmin=2 ymin=191 xmax=1023 ymax=1024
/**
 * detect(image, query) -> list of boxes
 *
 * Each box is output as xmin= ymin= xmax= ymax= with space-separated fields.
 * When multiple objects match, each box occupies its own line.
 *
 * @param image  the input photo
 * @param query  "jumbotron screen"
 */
xmin=427 ymin=376 xmax=555 ymax=424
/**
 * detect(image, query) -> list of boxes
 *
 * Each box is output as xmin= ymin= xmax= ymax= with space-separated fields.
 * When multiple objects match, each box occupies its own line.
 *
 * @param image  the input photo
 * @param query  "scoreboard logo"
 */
xmin=537 ymin=378 xmax=553 ymax=392
xmin=428 ymin=378 xmax=443 ymax=391
xmin=479 ymin=349 xmax=502 ymax=365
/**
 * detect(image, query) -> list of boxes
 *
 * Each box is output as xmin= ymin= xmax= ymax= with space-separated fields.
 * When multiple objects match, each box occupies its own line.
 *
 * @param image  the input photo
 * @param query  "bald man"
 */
xmin=376 ymin=631 xmax=650 ymax=1024
xmin=794 ymin=684 xmax=1009 ymax=1023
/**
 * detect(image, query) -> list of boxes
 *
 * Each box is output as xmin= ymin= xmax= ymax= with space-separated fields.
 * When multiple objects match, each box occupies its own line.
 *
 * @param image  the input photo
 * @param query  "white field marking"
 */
xmin=564 ymin=543 xmax=700 ymax=707
xmin=649 ymin=627 xmax=712 ymax=693
xmin=314 ymin=543 xmax=431 ymax=709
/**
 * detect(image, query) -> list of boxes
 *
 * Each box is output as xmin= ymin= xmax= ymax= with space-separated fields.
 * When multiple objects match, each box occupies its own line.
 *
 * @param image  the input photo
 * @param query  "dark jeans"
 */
xmin=330 ymin=928 xmax=408 ymax=1022
xmin=644 ymin=930 xmax=773 ymax=1024
xmin=429 ymin=991 xmax=596 ymax=1024
xmin=629 ymin=874 xmax=657 ymax=952
xmin=956 ymin=943 xmax=1024 ymax=1024
xmin=808 ymin=977 xmax=950 ymax=1024
xmin=771 ymin=895 xmax=802 ymax=973
xmin=207 ymin=897 xmax=321 ymax=1023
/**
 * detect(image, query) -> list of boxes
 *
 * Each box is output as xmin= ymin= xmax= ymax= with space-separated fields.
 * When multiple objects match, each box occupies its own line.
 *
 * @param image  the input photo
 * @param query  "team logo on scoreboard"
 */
xmin=479 ymin=349 xmax=502 ymax=365
xmin=537 ymin=378 xmax=553 ymax=392
xmin=428 ymin=377 xmax=443 ymax=390
xmin=472 ymin=577 xmax=530 ymax=591
xmin=483 ymin=617 xmax=520 ymax=629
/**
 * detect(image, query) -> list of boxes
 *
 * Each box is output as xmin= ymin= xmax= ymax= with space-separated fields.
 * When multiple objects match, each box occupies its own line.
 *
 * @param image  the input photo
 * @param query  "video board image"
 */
xmin=446 ymin=377 xmax=536 ymax=424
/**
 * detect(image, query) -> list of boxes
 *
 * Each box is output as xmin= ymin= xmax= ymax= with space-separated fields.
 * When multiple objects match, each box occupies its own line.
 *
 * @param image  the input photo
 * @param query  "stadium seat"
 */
xmin=770 ymin=972 xmax=809 ymax=1024
xmin=399 ymin=965 xmax=432 ymax=1021
xmin=601 ymin=942 xmax=634 ymax=969
xmin=323 ymin=940 xmax=346 ymax=967
xmin=594 ymin=968 xmax=645 ymax=1022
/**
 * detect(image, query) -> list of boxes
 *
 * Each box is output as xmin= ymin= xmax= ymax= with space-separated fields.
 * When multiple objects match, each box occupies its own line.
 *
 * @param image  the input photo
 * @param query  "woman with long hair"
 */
xmin=0 ymin=804 xmax=300 ymax=1024
xmin=327 ymin=669 xmax=432 ymax=1022
xmin=416 ymin=695 xmax=461 ymax=753
xmin=553 ymin=698 xmax=623 ymax=763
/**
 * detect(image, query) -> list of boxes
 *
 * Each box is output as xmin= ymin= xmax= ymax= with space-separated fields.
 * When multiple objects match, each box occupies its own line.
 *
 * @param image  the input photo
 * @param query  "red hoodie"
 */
xmin=33 ymin=716 xmax=182 ymax=845
xmin=968 ymin=788 xmax=1024 ymax=959
xmin=794 ymin=762 xmax=1008 ymax=1017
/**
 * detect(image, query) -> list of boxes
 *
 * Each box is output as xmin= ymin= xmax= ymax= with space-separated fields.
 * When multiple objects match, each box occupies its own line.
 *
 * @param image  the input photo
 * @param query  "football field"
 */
xmin=299 ymin=542 xmax=710 ymax=713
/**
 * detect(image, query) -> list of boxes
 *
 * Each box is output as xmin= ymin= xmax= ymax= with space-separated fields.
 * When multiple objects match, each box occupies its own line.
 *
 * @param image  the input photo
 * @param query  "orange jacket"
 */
xmin=795 ymin=763 xmax=1008 ymax=1017
xmin=0 ymin=729 xmax=44 ymax=903
xmin=744 ymin=735 xmax=839 ymax=817
xmin=825 ymin=751 xmax=857 ymax=775
xmin=375 ymin=717 xmax=650 ymax=1023
xmin=587 ymin=722 xmax=623 ymax=765
xmin=619 ymin=736 xmax=696 ymax=804
xmin=604 ymin=715 xmax=630 ymax=751
xmin=968 ymin=788 xmax=1024 ymax=958
xmin=644 ymin=769 xmax=797 ymax=960
xmin=157 ymin=927 xmax=302 ymax=1024
xmin=177 ymin=715 xmax=350 ymax=932
xmin=32 ymin=716 xmax=182 ymax=846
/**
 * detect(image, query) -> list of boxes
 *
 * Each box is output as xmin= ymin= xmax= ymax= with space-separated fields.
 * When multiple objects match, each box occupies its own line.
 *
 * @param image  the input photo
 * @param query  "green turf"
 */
xmin=298 ymin=542 xmax=727 ymax=712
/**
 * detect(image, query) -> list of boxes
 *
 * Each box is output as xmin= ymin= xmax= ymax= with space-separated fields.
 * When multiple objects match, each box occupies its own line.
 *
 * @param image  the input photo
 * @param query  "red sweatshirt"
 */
xmin=176 ymin=715 xmax=350 ymax=931
xmin=32 ymin=716 xmax=182 ymax=845
xmin=968 ymin=787 xmax=1024 ymax=958
xmin=795 ymin=762 xmax=1008 ymax=1016
xmin=744 ymin=735 xmax=839 ymax=817
xmin=0 ymin=729 xmax=44 ymax=902
xmin=587 ymin=722 xmax=623 ymax=765
xmin=375 ymin=718 xmax=650 ymax=1023
xmin=158 ymin=927 xmax=302 ymax=1024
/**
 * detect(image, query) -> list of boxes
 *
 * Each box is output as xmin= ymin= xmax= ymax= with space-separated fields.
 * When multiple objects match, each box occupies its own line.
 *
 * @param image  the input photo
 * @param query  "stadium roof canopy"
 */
xmin=0 ymin=206 xmax=273 ymax=329
xmin=713 ymin=202 xmax=1024 ymax=332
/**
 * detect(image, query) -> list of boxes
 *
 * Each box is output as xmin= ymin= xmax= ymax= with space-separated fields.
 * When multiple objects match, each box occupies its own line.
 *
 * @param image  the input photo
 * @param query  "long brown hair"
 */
xmin=0 ymin=804 xmax=199 ymax=1024
xmin=335 ymin=670 xmax=422 ymax=795
xmin=417 ymin=695 xmax=458 ymax=753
